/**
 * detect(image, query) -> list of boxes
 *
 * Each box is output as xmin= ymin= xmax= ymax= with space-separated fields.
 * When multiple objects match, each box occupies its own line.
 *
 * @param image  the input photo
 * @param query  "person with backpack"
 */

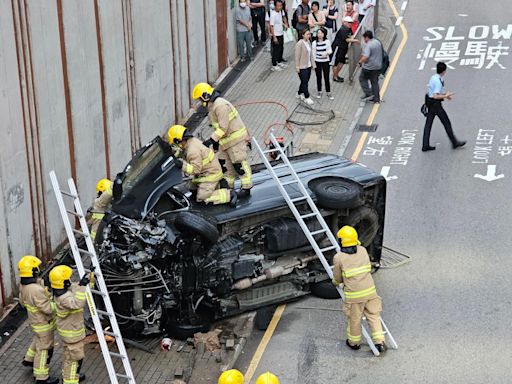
xmin=358 ymin=30 xmax=382 ymax=104
xmin=293 ymin=0 xmax=310 ymax=38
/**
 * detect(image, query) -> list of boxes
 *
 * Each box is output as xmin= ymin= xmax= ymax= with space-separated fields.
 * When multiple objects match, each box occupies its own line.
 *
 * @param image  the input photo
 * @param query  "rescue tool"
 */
xmin=49 ymin=171 xmax=136 ymax=383
xmin=252 ymin=133 xmax=398 ymax=356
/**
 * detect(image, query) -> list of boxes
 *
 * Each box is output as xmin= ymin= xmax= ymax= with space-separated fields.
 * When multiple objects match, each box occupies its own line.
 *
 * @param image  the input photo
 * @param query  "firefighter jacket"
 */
xmin=208 ymin=97 xmax=249 ymax=150
xmin=91 ymin=189 xmax=112 ymax=221
xmin=332 ymin=246 xmax=378 ymax=303
xmin=183 ymin=138 xmax=223 ymax=184
xmin=19 ymin=279 xmax=56 ymax=334
xmin=54 ymin=283 xmax=87 ymax=344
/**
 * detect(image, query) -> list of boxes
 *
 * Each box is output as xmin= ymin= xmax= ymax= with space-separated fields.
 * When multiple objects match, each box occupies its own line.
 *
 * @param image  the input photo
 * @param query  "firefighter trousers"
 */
xmin=26 ymin=330 xmax=54 ymax=380
xmin=190 ymin=181 xmax=231 ymax=205
xmin=62 ymin=340 xmax=85 ymax=384
xmin=218 ymin=142 xmax=253 ymax=190
xmin=343 ymin=297 xmax=384 ymax=346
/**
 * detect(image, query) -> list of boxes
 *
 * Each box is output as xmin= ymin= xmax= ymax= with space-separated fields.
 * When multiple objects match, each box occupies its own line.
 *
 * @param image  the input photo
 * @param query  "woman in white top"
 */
xmin=295 ymin=30 xmax=315 ymax=105
xmin=312 ymin=28 xmax=333 ymax=100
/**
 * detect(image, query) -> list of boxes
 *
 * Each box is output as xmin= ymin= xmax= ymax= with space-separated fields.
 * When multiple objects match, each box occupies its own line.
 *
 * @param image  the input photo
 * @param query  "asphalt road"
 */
xmin=238 ymin=1 xmax=512 ymax=383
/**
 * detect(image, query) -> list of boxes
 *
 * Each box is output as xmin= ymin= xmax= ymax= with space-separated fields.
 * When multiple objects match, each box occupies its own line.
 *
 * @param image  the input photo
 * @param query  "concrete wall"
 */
xmin=0 ymin=0 xmax=238 ymax=311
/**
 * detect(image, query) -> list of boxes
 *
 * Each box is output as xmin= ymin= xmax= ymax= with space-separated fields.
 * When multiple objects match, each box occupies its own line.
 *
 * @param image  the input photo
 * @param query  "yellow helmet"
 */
xmin=218 ymin=369 xmax=244 ymax=384
xmin=49 ymin=265 xmax=73 ymax=289
xmin=192 ymin=82 xmax=214 ymax=101
xmin=255 ymin=372 xmax=280 ymax=384
xmin=18 ymin=255 xmax=42 ymax=278
xmin=337 ymin=225 xmax=361 ymax=247
xmin=96 ymin=178 xmax=112 ymax=194
xmin=167 ymin=125 xmax=187 ymax=144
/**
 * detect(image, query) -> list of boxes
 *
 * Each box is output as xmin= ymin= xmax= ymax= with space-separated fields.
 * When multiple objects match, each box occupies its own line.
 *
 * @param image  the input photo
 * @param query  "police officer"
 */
xmin=332 ymin=226 xmax=386 ymax=353
xmin=89 ymin=178 xmax=113 ymax=241
xmin=422 ymin=61 xmax=466 ymax=152
xmin=192 ymin=82 xmax=253 ymax=197
xmin=18 ymin=255 xmax=59 ymax=384
xmin=49 ymin=265 xmax=88 ymax=383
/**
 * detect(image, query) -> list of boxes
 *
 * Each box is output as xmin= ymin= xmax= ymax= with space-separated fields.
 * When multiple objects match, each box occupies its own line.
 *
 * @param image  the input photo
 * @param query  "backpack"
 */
xmin=292 ymin=4 xmax=302 ymax=29
xmin=379 ymin=40 xmax=390 ymax=75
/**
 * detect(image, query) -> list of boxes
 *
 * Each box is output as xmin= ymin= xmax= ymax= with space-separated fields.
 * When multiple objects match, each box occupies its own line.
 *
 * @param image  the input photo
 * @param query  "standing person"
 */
xmin=357 ymin=0 xmax=375 ymax=23
xmin=192 ymin=83 xmax=253 ymax=196
xmin=236 ymin=0 xmax=254 ymax=62
xmin=323 ymin=0 xmax=338 ymax=42
xmin=331 ymin=16 xmax=354 ymax=83
xmin=343 ymin=1 xmax=359 ymax=34
xmin=249 ymin=0 xmax=266 ymax=46
xmin=358 ymin=30 xmax=382 ymax=103
xmin=308 ymin=1 xmax=325 ymax=40
xmin=18 ymin=256 xmax=59 ymax=384
xmin=422 ymin=62 xmax=466 ymax=151
xmin=295 ymin=30 xmax=315 ymax=105
xmin=89 ymin=178 xmax=112 ymax=241
xmin=269 ymin=0 xmax=289 ymax=72
xmin=332 ymin=226 xmax=387 ymax=353
xmin=294 ymin=0 xmax=310 ymax=38
xmin=312 ymin=28 xmax=333 ymax=99
xmin=50 ymin=265 xmax=88 ymax=384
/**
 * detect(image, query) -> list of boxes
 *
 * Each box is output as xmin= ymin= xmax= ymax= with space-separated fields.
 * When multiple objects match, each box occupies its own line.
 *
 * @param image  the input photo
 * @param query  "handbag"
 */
xmin=420 ymin=94 xmax=429 ymax=117
xmin=284 ymin=27 xmax=295 ymax=44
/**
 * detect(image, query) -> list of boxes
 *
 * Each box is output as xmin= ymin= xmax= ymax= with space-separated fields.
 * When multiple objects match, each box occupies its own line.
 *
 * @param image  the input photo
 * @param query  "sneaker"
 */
xmin=300 ymin=94 xmax=306 ymax=101
xmin=270 ymin=65 xmax=283 ymax=72
xmin=315 ymin=93 xmax=322 ymax=99
xmin=295 ymin=93 xmax=302 ymax=99
xmin=369 ymin=99 xmax=380 ymax=104
xmin=333 ymin=77 xmax=344 ymax=83
xmin=251 ymin=41 xmax=259 ymax=48
xmin=281 ymin=58 xmax=288 ymax=63
xmin=361 ymin=94 xmax=373 ymax=100
xmin=278 ymin=62 xmax=288 ymax=68
xmin=327 ymin=92 xmax=334 ymax=100
xmin=304 ymin=97 xmax=314 ymax=105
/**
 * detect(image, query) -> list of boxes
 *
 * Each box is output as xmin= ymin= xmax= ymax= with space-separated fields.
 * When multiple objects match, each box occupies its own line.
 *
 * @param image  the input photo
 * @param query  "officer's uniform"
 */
xmin=54 ymin=283 xmax=87 ymax=384
xmin=20 ymin=279 xmax=56 ymax=381
xmin=90 ymin=188 xmax=112 ymax=240
xmin=332 ymin=245 xmax=384 ymax=346
xmin=208 ymin=97 xmax=253 ymax=190
xmin=183 ymin=137 xmax=231 ymax=204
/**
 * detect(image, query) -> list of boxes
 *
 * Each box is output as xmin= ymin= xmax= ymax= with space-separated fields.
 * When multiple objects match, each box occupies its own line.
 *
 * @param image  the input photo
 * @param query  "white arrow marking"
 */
xmin=381 ymin=166 xmax=398 ymax=181
xmin=474 ymin=165 xmax=504 ymax=182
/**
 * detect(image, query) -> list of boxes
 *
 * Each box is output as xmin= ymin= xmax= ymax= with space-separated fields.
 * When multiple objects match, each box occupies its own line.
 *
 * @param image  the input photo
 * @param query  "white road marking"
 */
xmin=395 ymin=16 xmax=403 ymax=26
xmin=458 ymin=13 xmax=468 ymax=17
xmin=401 ymin=1 xmax=408 ymax=12
xmin=474 ymin=165 xmax=505 ymax=182
xmin=381 ymin=166 xmax=398 ymax=181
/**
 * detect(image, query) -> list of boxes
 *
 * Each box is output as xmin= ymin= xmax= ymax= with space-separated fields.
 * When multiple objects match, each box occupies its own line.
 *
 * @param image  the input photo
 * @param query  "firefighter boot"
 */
xmin=346 ymin=339 xmax=361 ymax=350
xmin=237 ymin=188 xmax=251 ymax=198
xmin=375 ymin=342 xmax=387 ymax=353
xmin=229 ymin=190 xmax=238 ymax=207
xmin=77 ymin=359 xmax=86 ymax=382
xmin=35 ymin=377 xmax=59 ymax=384
xmin=22 ymin=359 xmax=33 ymax=367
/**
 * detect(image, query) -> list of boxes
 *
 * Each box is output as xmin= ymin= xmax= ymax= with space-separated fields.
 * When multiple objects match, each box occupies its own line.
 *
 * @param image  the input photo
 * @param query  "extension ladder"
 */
xmin=252 ymin=134 xmax=398 ymax=356
xmin=49 ymin=171 xmax=136 ymax=383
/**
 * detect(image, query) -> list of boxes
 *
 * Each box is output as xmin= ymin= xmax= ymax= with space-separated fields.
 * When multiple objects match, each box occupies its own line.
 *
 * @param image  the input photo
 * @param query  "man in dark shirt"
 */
xmin=331 ymin=16 xmax=353 ymax=82
xmin=249 ymin=0 xmax=267 ymax=46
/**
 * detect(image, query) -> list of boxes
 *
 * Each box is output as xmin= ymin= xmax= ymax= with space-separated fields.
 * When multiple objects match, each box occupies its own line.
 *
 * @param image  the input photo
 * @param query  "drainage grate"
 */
xmin=355 ymin=123 xmax=378 ymax=132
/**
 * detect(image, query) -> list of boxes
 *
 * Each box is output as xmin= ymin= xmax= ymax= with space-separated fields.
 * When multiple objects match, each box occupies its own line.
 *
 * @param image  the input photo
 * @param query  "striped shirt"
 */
xmin=312 ymin=40 xmax=332 ymax=63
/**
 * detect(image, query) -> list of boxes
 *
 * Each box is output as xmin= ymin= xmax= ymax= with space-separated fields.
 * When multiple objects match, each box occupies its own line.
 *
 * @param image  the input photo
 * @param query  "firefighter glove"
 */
xmin=174 ymin=158 xmax=183 ymax=169
xmin=79 ymin=274 xmax=90 ymax=286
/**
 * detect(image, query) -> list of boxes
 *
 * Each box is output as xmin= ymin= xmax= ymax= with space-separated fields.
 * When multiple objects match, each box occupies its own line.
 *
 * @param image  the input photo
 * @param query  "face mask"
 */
xmin=270 ymin=3 xmax=275 ymax=9
xmin=240 ymin=2 xmax=247 ymax=7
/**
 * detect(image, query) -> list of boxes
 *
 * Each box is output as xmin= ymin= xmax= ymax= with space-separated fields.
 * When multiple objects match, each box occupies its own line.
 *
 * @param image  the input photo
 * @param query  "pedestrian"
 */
xmin=331 ymin=16 xmax=354 ymax=83
xmin=312 ymin=28 xmax=333 ymax=99
xmin=218 ymin=369 xmax=244 ymax=384
xmin=332 ymin=226 xmax=387 ymax=353
xmin=236 ymin=0 xmax=254 ymax=62
xmin=343 ymin=1 xmax=359 ymax=34
xmin=358 ymin=30 xmax=382 ymax=103
xmin=294 ymin=0 xmax=310 ymax=39
xmin=89 ymin=178 xmax=112 ymax=241
xmin=249 ymin=0 xmax=266 ymax=47
xmin=323 ymin=0 xmax=338 ymax=42
xmin=357 ymin=0 xmax=375 ymax=23
xmin=295 ymin=30 xmax=315 ymax=105
xmin=269 ymin=0 xmax=289 ymax=72
xmin=18 ymin=255 xmax=59 ymax=384
xmin=192 ymin=83 xmax=253 ymax=197
xmin=50 ymin=265 xmax=88 ymax=384
xmin=422 ymin=62 xmax=466 ymax=151
xmin=308 ymin=1 xmax=326 ymax=41
xmin=167 ymin=125 xmax=237 ymax=205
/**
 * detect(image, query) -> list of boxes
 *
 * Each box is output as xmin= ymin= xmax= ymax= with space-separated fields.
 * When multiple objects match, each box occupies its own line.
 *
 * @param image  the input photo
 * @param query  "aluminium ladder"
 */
xmin=49 ymin=171 xmax=136 ymax=383
xmin=252 ymin=133 xmax=398 ymax=356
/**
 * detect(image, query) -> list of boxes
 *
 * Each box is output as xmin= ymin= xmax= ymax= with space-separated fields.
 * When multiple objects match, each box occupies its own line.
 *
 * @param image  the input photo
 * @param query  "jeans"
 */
xmin=315 ymin=61 xmax=331 ymax=93
xmin=298 ymin=67 xmax=312 ymax=99
xmin=422 ymin=101 xmax=457 ymax=147
xmin=271 ymin=35 xmax=284 ymax=66
xmin=251 ymin=8 xmax=266 ymax=43
xmin=359 ymin=68 xmax=380 ymax=102
xmin=237 ymin=31 xmax=253 ymax=59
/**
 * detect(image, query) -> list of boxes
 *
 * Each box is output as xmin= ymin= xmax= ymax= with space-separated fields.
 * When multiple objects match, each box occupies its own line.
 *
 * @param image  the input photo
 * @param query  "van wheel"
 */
xmin=342 ymin=207 xmax=380 ymax=247
xmin=310 ymin=279 xmax=340 ymax=300
xmin=174 ymin=211 xmax=220 ymax=244
xmin=310 ymin=178 xmax=363 ymax=209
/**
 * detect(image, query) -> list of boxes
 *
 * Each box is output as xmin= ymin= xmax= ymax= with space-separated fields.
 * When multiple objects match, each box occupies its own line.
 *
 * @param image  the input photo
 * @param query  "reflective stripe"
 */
xmin=228 ymin=108 xmax=239 ymax=120
xmin=184 ymin=163 xmax=194 ymax=175
xmin=91 ymin=213 xmax=104 ymax=220
xmin=57 ymin=327 xmax=85 ymax=338
xmin=202 ymin=150 xmax=215 ymax=166
xmin=344 ymin=285 xmax=377 ymax=299
xmin=347 ymin=326 xmax=362 ymax=343
xmin=205 ymin=189 xmax=230 ymax=204
xmin=342 ymin=264 xmax=372 ymax=278
xmin=214 ymin=128 xmax=225 ymax=138
xmin=26 ymin=347 xmax=36 ymax=358
xmin=56 ymin=308 xmax=84 ymax=318
xmin=74 ymin=291 xmax=86 ymax=301
xmin=64 ymin=360 xmax=79 ymax=384
xmin=192 ymin=171 xmax=224 ymax=184
xmin=25 ymin=303 xmax=39 ymax=313
xmin=224 ymin=175 xmax=235 ymax=188
xmin=219 ymin=126 xmax=247 ymax=146
xmin=372 ymin=331 xmax=385 ymax=340
xmin=32 ymin=319 xmax=56 ymax=333
xmin=211 ymin=122 xmax=220 ymax=129
xmin=90 ymin=231 xmax=97 ymax=239
xmin=50 ymin=302 xmax=57 ymax=314
xmin=240 ymin=160 xmax=253 ymax=188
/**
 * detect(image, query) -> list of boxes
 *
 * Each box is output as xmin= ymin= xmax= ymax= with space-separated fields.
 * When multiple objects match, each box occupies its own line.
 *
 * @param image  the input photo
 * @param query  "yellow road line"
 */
xmin=351 ymin=0 xmax=409 ymax=161
xmin=244 ymin=304 xmax=286 ymax=383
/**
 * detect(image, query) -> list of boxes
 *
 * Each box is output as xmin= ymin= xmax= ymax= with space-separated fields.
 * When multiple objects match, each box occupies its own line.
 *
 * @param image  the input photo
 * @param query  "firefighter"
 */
xmin=49 ymin=265 xmax=89 ymax=383
xmin=89 ymin=178 xmax=113 ymax=241
xmin=256 ymin=372 xmax=280 ymax=384
xmin=18 ymin=255 xmax=59 ymax=384
xmin=218 ymin=369 xmax=244 ymax=384
xmin=167 ymin=125 xmax=237 ymax=206
xmin=192 ymin=82 xmax=253 ymax=197
xmin=332 ymin=226 xmax=387 ymax=353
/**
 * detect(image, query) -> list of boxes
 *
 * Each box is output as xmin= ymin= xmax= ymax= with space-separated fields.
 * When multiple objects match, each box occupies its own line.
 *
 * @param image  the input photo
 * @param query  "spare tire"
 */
xmin=174 ymin=211 xmax=220 ymax=244
xmin=310 ymin=178 xmax=363 ymax=209
xmin=342 ymin=207 xmax=380 ymax=247
xmin=310 ymin=279 xmax=340 ymax=300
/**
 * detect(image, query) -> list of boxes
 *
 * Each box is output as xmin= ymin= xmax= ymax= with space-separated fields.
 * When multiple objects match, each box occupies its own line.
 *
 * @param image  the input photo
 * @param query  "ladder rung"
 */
xmin=291 ymin=196 xmax=308 ymax=203
xmin=91 ymin=289 xmax=106 ymax=297
xmin=116 ymin=373 xmax=131 ymax=379
xmin=272 ymin=164 xmax=289 ymax=171
xmin=311 ymin=229 xmax=327 ymax=236
xmin=66 ymin=209 xmax=83 ymax=218
xmin=60 ymin=190 xmax=77 ymax=198
xmin=97 ymin=309 xmax=113 ymax=318
xmin=300 ymin=212 xmax=317 ymax=219
xmin=109 ymin=351 xmax=125 ymax=359
xmin=319 ymin=245 xmax=337 ymax=253
xmin=263 ymin=148 xmax=280 ymax=154
xmin=104 ymin=330 xmax=120 ymax=338
xmin=78 ymin=248 xmax=94 ymax=256
xmin=282 ymin=180 xmax=298 ymax=186
xmin=72 ymin=229 xmax=88 ymax=237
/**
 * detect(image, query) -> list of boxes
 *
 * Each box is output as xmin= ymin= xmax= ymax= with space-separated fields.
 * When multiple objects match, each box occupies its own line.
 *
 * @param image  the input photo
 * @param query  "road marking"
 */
xmin=401 ymin=1 xmax=408 ymax=12
xmin=381 ymin=166 xmax=398 ymax=181
xmin=351 ymin=0 xmax=409 ymax=162
xmin=395 ymin=16 xmax=403 ymax=26
xmin=474 ymin=165 xmax=505 ymax=182
xmin=244 ymin=304 xmax=286 ymax=382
